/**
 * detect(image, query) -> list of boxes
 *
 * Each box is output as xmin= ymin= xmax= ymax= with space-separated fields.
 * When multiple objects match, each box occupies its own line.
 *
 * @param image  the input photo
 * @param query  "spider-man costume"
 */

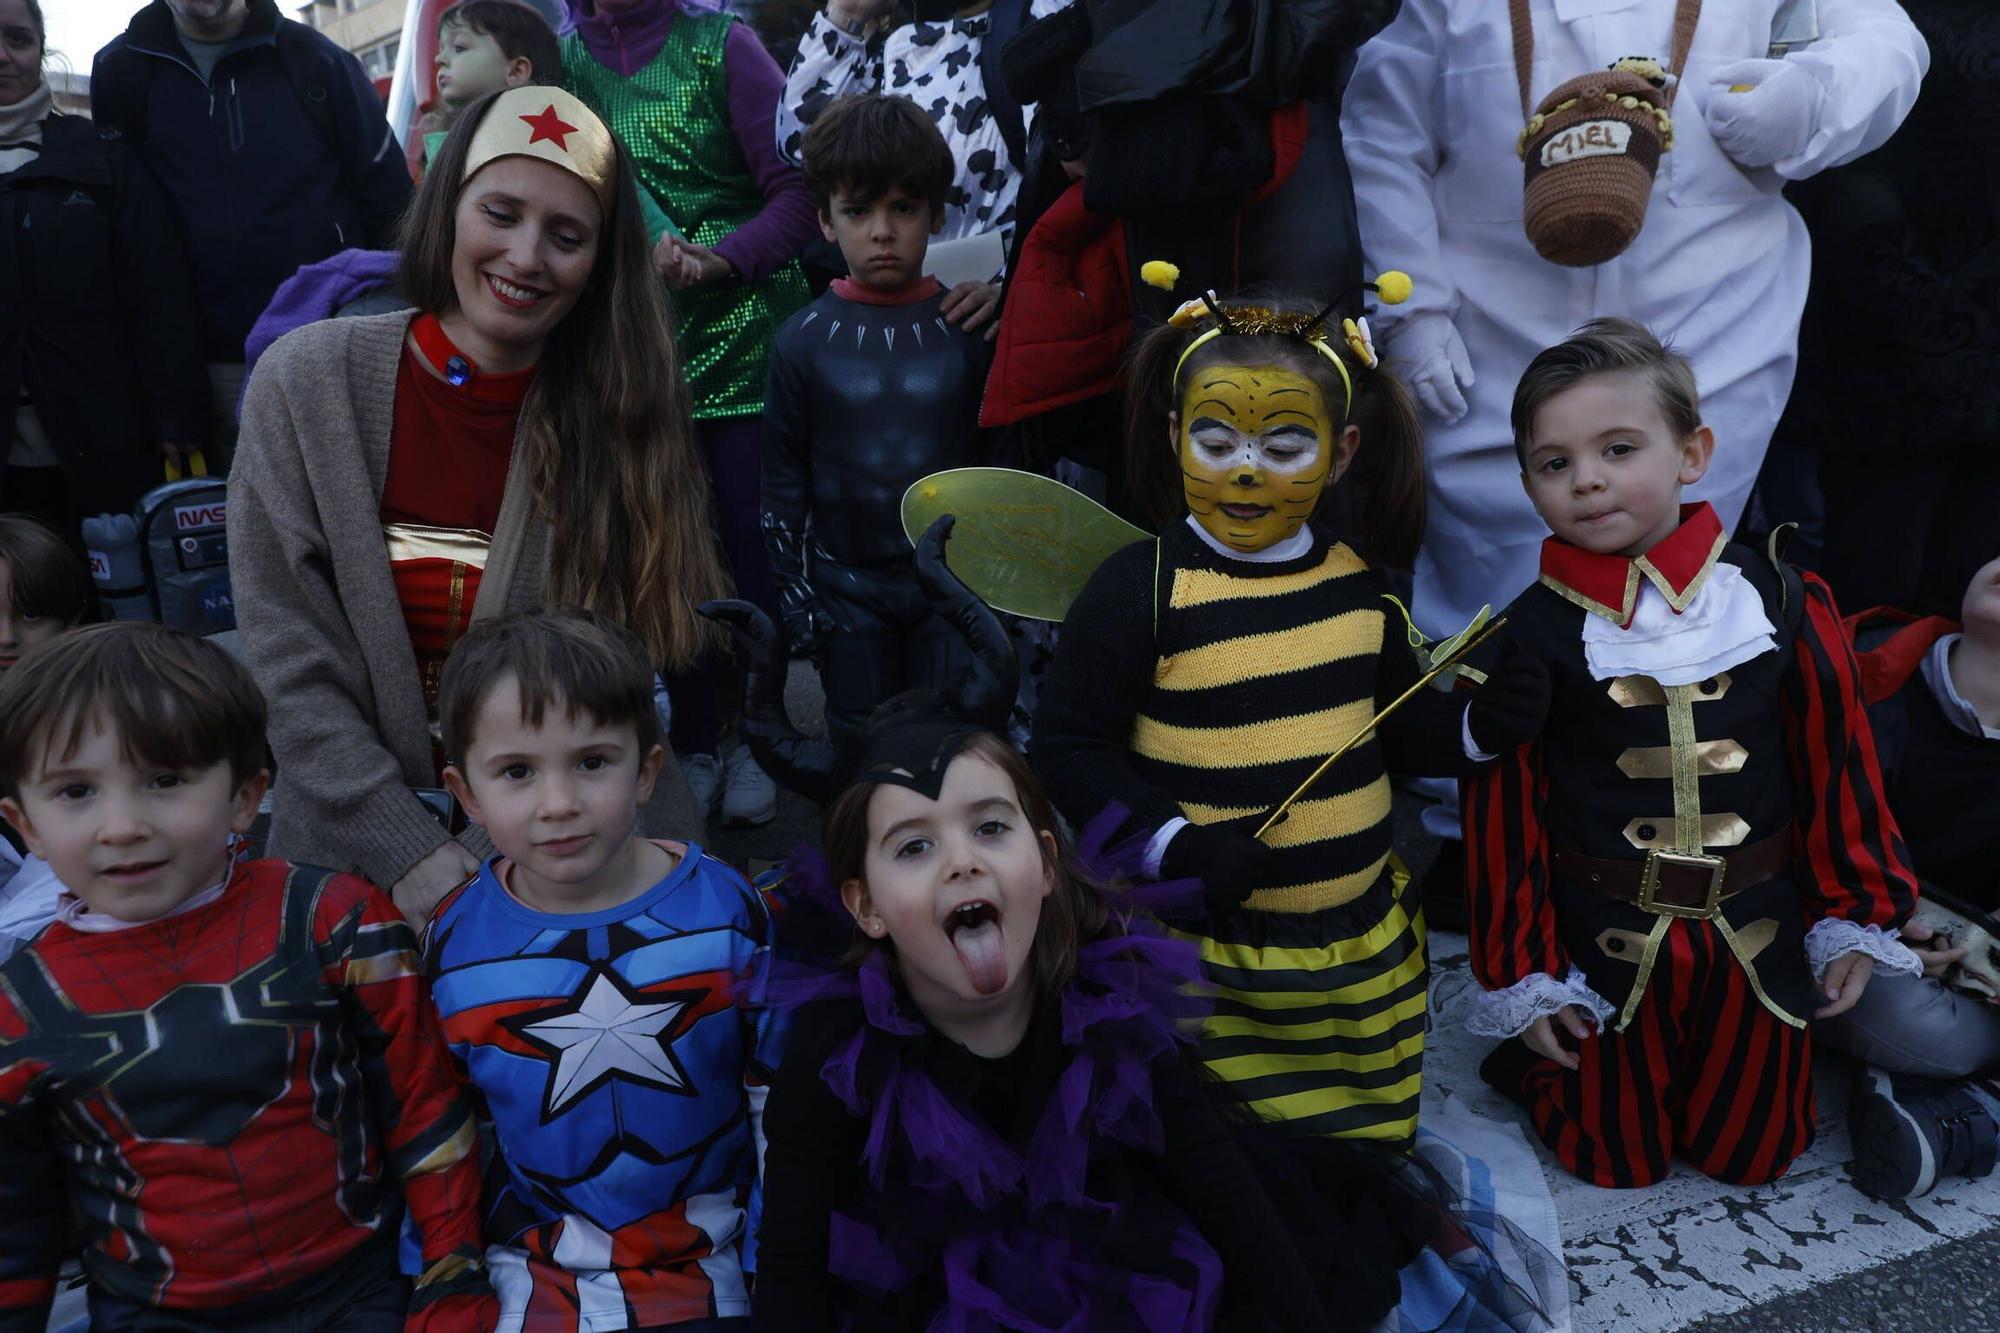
xmin=425 ymin=842 xmax=781 ymax=1331
xmin=0 ymin=858 xmax=494 ymax=1330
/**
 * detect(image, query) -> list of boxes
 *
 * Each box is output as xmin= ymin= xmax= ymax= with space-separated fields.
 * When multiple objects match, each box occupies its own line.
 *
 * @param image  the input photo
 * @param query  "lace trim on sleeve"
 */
xmin=1805 ymin=918 xmax=1922 ymax=982
xmin=1467 ymin=966 xmax=1618 ymax=1039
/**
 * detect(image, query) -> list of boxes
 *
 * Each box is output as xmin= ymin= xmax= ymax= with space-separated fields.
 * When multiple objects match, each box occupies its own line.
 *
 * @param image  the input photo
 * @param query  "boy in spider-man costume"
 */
xmin=0 ymin=624 xmax=494 ymax=1331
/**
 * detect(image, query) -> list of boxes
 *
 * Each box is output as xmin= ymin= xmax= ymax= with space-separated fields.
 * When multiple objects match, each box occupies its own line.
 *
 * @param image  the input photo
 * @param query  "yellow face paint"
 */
xmin=1177 ymin=364 xmax=1334 ymax=553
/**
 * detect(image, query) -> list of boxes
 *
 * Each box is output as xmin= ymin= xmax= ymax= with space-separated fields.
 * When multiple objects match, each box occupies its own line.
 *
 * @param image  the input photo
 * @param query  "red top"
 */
xmin=380 ymin=314 xmax=533 ymax=533
xmin=830 ymin=275 xmax=944 ymax=306
xmin=0 ymin=860 xmax=495 ymax=1326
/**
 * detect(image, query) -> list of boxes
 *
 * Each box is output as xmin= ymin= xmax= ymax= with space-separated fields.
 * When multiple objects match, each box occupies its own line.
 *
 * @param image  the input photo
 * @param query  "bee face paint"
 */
xmin=1177 ymin=364 xmax=1334 ymax=553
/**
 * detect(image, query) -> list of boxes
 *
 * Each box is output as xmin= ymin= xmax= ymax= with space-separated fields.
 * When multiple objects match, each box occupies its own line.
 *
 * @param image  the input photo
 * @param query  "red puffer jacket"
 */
xmin=981 ymin=102 xmax=1311 ymax=429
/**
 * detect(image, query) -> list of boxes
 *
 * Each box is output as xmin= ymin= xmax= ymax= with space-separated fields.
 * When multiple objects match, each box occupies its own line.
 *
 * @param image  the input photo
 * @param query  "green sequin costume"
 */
xmin=563 ymin=17 xmax=808 ymax=420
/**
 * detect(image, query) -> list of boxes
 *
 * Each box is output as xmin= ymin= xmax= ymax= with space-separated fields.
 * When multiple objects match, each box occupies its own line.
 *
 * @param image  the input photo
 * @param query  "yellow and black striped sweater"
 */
xmin=1033 ymin=522 xmax=1473 ymax=912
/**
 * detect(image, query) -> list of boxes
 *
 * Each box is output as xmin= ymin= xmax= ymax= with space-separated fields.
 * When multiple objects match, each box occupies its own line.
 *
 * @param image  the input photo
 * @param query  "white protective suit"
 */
xmin=1343 ymin=0 xmax=1928 ymax=645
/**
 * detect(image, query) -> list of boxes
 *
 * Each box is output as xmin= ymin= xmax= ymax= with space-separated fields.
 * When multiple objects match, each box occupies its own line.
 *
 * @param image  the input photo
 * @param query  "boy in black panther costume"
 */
xmin=761 ymin=94 xmax=994 ymax=741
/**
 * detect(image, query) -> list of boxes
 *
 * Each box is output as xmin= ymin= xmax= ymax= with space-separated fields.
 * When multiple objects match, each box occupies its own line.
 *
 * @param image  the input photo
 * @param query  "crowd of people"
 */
xmin=0 ymin=0 xmax=1996 ymax=1327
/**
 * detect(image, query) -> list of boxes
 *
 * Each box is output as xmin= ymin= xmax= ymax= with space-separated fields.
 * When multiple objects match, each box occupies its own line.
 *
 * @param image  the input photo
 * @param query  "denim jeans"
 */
xmin=1815 ymin=969 xmax=2000 ymax=1080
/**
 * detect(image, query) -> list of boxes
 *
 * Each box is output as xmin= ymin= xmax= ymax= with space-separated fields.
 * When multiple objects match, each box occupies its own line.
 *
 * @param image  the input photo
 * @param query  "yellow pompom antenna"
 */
xmin=1374 ymin=271 xmax=1413 ymax=305
xmin=1140 ymin=260 xmax=1182 ymax=291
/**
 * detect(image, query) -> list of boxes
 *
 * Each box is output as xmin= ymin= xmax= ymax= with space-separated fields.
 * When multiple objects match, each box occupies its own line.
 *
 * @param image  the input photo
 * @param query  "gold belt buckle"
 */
xmin=1637 ymin=848 xmax=1726 ymax=919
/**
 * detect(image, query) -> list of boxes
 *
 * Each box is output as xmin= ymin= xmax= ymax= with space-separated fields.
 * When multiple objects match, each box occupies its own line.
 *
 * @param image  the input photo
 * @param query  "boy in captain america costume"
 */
xmin=0 ymin=624 xmax=493 ymax=1330
xmin=427 ymin=610 xmax=782 ymax=1331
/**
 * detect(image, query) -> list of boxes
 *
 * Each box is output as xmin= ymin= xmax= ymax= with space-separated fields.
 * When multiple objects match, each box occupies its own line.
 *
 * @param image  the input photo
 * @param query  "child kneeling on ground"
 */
xmin=1464 ymin=319 xmax=1922 ymax=1189
xmin=0 ymin=623 xmax=494 ymax=1328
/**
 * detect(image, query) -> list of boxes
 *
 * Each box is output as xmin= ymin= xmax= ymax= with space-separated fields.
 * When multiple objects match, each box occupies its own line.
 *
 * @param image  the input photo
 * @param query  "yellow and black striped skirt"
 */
xmin=1175 ymin=859 xmax=1426 ymax=1146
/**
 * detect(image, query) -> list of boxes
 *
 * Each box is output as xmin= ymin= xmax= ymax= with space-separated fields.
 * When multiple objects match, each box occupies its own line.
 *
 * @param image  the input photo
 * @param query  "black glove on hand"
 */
xmin=782 ymin=604 xmax=835 ymax=662
xmin=1162 ymin=812 xmax=1281 ymax=920
xmin=1465 ymin=640 xmax=1551 ymax=756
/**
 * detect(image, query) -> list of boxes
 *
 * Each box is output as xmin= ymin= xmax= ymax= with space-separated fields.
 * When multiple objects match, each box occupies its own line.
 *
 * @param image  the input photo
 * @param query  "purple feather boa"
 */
xmin=758 ymin=810 xmax=1223 ymax=1331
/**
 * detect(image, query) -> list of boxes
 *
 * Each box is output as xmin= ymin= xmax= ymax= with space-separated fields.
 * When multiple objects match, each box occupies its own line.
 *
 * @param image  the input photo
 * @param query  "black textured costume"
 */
xmin=761 ymin=279 xmax=993 ymax=740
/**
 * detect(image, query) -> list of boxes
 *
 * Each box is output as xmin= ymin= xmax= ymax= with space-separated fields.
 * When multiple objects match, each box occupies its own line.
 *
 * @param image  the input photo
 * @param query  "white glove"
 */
xmin=1704 ymin=58 xmax=1823 ymax=169
xmin=1387 ymin=311 xmax=1474 ymax=425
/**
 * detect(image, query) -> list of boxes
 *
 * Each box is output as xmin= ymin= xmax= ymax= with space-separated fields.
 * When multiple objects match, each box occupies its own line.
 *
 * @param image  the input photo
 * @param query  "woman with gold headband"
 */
xmin=228 ymin=86 xmax=722 ymax=924
xmin=1032 ymin=285 xmax=1552 ymax=1145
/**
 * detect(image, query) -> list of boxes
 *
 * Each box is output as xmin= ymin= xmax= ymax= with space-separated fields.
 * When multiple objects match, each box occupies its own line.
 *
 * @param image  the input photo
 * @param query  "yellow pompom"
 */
xmin=1374 ymin=271 xmax=1413 ymax=305
xmin=1140 ymin=260 xmax=1181 ymax=291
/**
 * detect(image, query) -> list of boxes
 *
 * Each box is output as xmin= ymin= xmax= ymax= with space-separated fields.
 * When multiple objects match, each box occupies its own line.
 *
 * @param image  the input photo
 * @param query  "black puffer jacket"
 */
xmin=0 ymin=111 xmax=208 ymax=515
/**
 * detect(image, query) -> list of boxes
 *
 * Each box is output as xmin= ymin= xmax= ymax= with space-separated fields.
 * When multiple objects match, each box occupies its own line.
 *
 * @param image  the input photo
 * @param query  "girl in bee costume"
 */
xmin=1031 ymin=288 xmax=1551 ymax=1144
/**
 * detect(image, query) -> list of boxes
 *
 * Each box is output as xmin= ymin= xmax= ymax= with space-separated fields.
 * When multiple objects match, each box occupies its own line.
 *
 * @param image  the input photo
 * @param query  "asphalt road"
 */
xmin=1684 ymin=1229 xmax=2000 ymax=1332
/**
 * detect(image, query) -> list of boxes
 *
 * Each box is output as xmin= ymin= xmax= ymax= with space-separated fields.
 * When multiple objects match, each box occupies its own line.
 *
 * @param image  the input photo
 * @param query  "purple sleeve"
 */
xmin=711 ymin=22 xmax=821 ymax=284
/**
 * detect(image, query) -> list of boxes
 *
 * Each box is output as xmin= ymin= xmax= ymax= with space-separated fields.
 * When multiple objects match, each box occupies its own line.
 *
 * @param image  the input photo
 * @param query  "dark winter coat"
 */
xmin=1777 ymin=0 xmax=2000 ymax=459
xmin=91 ymin=0 xmax=413 ymax=362
xmin=0 ymin=112 xmax=208 ymax=515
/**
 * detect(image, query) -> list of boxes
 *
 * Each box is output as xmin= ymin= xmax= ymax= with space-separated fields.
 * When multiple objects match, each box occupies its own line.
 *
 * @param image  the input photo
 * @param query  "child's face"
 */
xmin=1170 ymin=363 xmax=1356 ymax=554
xmin=434 ymin=21 xmax=530 ymax=108
xmin=1962 ymin=556 xmax=2000 ymax=639
xmin=0 ymin=712 xmax=264 ymax=922
xmin=842 ymin=752 xmax=1055 ymax=1015
xmin=0 ymin=558 xmax=70 ymax=672
xmin=819 ymin=184 xmax=941 ymax=292
xmin=443 ymin=676 xmax=662 ymax=902
xmin=1520 ymin=371 xmax=1714 ymax=557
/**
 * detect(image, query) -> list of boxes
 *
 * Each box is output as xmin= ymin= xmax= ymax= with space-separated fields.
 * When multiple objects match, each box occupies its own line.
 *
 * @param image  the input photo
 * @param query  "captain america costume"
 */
xmin=0 ymin=858 xmax=493 ymax=1330
xmin=425 ymin=841 xmax=781 ymax=1332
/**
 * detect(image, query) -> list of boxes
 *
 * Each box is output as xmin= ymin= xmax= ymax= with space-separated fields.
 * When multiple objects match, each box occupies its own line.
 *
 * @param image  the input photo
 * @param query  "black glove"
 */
xmin=1162 ymin=811 xmax=1281 ymax=920
xmin=782 ymin=602 xmax=835 ymax=662
xmin=1465 ymin=640 xmax=1551 ymax=756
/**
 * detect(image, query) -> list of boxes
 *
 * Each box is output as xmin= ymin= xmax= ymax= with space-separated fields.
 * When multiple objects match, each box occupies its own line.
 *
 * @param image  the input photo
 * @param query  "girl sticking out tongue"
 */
xmin=837 ymin=739 xmax=1050 ymax=1037
xmin=749 ymin=722 xmax=1350 ymax=1331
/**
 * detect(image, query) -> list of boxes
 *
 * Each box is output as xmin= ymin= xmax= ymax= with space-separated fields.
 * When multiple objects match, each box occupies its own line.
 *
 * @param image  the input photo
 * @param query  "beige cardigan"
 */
xmin=229 ymin=311 xmax=699 ymax=889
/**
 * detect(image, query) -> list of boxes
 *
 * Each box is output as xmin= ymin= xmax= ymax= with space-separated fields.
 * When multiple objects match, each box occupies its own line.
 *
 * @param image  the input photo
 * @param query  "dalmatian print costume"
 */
xmin=776 ymin=1 xmax=1071 ymax=251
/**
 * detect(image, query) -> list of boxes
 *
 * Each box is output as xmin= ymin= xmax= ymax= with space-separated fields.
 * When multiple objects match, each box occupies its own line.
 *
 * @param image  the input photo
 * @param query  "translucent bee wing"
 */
xmin=900 ymin=468 xmax=1151 ymax=621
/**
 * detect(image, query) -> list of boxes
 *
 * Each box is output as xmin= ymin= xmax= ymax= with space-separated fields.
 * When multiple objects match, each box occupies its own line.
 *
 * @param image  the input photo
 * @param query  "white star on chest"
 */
xmin=521 ymin=970 xmax=691 ymax=1115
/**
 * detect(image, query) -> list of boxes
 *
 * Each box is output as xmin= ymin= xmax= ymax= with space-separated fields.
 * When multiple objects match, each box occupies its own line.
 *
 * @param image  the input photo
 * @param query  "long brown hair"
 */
xmin=820 ymin=733 xmax=1112 ymax=1008
xmin=1123 ymin=307 xmax=1427 ymax=571
xmin=400 ymin=93 xmax=729 ymax=669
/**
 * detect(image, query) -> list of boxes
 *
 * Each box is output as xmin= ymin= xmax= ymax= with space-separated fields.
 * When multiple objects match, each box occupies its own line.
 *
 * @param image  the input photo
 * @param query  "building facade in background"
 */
xmin=48 ymin=69 xmax=90 ymax=115
xmin=297 ymin=0 xmax=402 ymax=84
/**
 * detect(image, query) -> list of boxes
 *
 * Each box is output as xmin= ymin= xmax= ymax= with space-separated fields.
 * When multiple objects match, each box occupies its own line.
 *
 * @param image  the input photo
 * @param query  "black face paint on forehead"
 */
xmin=838 ymin=691 xmax=993 ymax=801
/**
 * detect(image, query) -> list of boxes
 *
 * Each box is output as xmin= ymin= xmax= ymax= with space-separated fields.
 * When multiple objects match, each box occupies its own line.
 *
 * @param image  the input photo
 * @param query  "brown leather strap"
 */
xmin=1508 ymin=0 xmax=1705 ymax=117
xmin=1551 ymin=827 xmax=1792 ymax=907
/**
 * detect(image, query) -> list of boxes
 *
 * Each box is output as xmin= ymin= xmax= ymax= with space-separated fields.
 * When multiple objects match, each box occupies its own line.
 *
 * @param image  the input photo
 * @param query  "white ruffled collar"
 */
xmin=1579 ymin=562 xmax=1777 ymax=685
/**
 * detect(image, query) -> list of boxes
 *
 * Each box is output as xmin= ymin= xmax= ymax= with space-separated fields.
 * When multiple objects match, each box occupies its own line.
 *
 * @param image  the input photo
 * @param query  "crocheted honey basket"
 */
xmin=1510 ymin=0 xmax=1700 ymax=268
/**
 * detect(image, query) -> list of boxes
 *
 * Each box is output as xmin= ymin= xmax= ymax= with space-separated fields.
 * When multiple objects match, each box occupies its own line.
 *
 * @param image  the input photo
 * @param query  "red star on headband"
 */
xmin=519 ymin=104 xmax=578 ymax=151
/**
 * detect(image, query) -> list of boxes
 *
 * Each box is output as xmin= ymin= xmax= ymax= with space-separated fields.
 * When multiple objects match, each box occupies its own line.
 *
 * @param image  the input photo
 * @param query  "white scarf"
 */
xmin=0 ymin=81 xmax=51 ymax=175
